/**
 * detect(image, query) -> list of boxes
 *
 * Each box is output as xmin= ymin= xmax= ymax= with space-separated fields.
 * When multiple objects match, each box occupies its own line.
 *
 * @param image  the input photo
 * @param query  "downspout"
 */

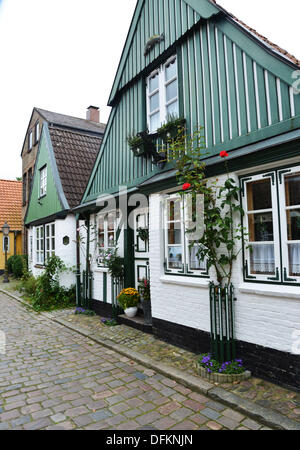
xmin=75 ymin=218 xmax=81 ymax=307
xmin=85 ymin=214 xmax=91 ymax=309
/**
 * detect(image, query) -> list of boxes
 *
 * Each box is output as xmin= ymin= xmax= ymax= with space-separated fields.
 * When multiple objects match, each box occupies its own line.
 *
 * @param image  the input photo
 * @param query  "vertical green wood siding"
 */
xmin=84 ymin=5 xmax=300 ymax=203
xmin=25 ymin=130 xmax=63 ymax=224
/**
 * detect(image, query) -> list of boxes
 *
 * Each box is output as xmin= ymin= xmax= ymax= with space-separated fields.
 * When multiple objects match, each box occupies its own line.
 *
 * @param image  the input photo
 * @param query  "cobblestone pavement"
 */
xmin=0 ymin=292 xmax=270 ymax=430
xmin=50 ymin=309 xmax=300 ymax=424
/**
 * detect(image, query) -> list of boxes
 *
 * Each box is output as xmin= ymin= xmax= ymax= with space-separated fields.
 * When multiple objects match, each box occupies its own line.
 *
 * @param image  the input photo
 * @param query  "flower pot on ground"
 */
xmin=117 ymin=287 xmax=140 ymax=318
xmin=138 ymin=278 xmax=152 ymax=325
xmin=124 ymin=306 xmax=138 ymax=318
xmin=196 ymin=353 xmax=251 ymax=384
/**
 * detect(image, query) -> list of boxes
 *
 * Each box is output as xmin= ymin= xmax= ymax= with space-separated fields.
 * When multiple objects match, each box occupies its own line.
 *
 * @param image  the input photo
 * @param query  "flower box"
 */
xmin=195 ymin=362 xmax=251 ymax=384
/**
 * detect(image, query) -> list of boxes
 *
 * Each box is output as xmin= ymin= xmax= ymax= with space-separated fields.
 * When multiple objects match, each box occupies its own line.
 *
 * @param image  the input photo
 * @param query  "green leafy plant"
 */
xmin=117 ymin=287 xmax=140 ymax=310
xmin=136 ymin=227 xmax=149 ymax=243
xmin=138 ymin=278 xmax=150 ymax=302
xmin=7 ymin=254 xmax=28 ymax=279
xmin=168 ymin=127 xmax=247 ymax=287
xmin=198 ymin=353 xmax=245 ymax=374
xmin=98 ymin=248 xmax=124 ymax=278
xmin=30 ymin=256 xmax=75 ymax=311
xmin=127 ymin=133 xmax=147 ymax=157
xmin=157 ymin=115 xmax=186 ymax=141
xmin=101 ymin=317 xmax=118 ymax=326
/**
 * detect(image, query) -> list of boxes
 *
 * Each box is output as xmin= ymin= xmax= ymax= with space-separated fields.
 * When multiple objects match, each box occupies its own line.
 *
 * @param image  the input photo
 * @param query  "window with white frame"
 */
xmin=39 ymin=166 xmax=47 ymax=197
xmin=45 ymin=223 xmax=55 ymax=261
xmin=163 ymin=194 xmax=207 ymax=276
xmin=241 ymin=165 xmax=300 ymax=284
xmin=28 ymin=130 xmax=33 ymax=151
xmin=278 ymin=166 xmax=300 ymax=282
xmin=35 ymin=121 xmax=40 ymax=144
xmin=98 ymin=212 xmax=118 ymax=249
xmin=147 ymin=56 xmax=179 ymax=134
xmin=36 ymin=226 xmax=44 ymax=264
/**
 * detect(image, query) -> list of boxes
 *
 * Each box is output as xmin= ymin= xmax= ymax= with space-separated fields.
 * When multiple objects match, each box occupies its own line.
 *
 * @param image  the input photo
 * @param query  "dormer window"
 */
xmin=28 ymin=130 xmax=33 ymax=151
xmin=39 ymin=166 xmax=47 ymax=198
xmin=35 ymin=121 xmax=40 ymax=144
xmin=146 ymin=56 xmax=179 ymax=134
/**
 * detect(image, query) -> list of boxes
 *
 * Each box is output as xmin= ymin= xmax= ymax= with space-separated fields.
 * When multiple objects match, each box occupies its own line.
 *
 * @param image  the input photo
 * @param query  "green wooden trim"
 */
xmin=215 ymin=17 xmax=299 ymax=85
xmin=244 ymin=260 xmax=257 ymax=280
xmin=283 ymin=267 xmax=297 ymax=283
xmin=103 ymin=272 xmax=107 ymax=303
xmin=267 ymin=267 xmax=280 ymax=281
xmin=262 ymin=172 xmax=275 ymax=185
xmin=278 ymin=168 xmax=292 ymax=184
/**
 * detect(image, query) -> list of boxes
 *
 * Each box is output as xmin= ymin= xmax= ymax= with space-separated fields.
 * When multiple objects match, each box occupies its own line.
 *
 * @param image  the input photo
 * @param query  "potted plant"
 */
xmin=127 ymin=133 xmax=147 ymax=157
xmin=138 ymin=278 xmax=152 ymax=325
xmin=157 ymin=116 xmax=186 ymax=142
xmin=117 ymin=287 xmax=140 ymax=318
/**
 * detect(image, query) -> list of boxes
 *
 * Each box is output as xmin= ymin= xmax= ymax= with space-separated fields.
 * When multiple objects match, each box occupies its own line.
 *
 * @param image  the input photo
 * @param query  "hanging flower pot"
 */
xmin=157 ymin=117 xmax=186 ymax=143
xmin=127 ymin=134 xmax=147 ymax=157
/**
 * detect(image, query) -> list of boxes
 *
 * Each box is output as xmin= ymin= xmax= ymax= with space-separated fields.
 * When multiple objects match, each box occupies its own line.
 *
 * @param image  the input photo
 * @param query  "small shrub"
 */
xmin=198 ymin=353 xmax=245 ymax=374
xmin=7 ymin=255 xmax=28 ymax=278
xmin=30 ymin=256 xmax=75 ymax=311
xmin=23 ymin=276 xmax=38 ymax=296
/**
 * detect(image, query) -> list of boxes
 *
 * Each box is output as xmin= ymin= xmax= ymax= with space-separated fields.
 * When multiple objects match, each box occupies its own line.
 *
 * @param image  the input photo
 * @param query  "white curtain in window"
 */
xmin=288 ymin=243 xmax=300 ymax=276
xmin=250 ymin=244 xmax=275 ymax=274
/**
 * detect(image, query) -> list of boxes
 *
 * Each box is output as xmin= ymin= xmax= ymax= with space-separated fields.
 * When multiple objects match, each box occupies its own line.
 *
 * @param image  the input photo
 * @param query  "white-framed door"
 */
xmin=133 ymin=208 xmax=150 ymax=291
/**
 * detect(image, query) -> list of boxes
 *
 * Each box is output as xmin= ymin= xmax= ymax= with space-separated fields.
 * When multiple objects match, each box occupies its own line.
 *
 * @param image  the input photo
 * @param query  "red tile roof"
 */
xmin=210 ymin=0 xmax=300 ymax=68
xmin=0 ymin=180 xmax=23 ymax=231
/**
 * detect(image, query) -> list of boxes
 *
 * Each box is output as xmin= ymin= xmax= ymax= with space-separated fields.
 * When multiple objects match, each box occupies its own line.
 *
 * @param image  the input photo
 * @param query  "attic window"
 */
xmin=28 ymin=130 xmax=33 ymax=151
xmin=146 ymin=56 xmax=179 ymax=133
xmin=39 ymin=166 xmax=47 ymax=198
xmin=35 ymin=121 xmax=40 ymax=144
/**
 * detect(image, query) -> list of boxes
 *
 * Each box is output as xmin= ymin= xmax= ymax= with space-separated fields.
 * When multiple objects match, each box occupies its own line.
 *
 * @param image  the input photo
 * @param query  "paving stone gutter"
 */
xmin=1 ymin=288 xmax=299 ymax=431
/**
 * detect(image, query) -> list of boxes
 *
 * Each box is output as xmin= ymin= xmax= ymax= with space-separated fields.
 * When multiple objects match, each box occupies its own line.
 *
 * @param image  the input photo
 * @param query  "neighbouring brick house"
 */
xmin=21 ymin=106 xmax=105 ymax=254
xmin=74 ymin=0 xmax=300 ymax=390
xmin=24 ymin=108 xmax=105 ymax=287
xmin=0 ymin=179 xmax=22 ymax=273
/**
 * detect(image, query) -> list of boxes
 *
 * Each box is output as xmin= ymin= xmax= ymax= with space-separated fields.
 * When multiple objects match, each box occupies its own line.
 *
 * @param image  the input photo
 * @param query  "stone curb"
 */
xmin=1 ymin=288 xmax=300 ymax=431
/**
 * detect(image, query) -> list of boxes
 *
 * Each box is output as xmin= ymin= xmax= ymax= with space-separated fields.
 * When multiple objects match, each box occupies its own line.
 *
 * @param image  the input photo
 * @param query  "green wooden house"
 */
xmin=75 ymin=0 xmax=300 ymax=389
xmin=25 ymin=109 xmax=105 ymax=287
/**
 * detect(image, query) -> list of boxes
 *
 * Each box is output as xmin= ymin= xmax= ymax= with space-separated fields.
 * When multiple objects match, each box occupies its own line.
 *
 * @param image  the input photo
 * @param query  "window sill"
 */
xmin=238 ymin=283 xmax=300 ymax=300
xmin=93 ymin=267 xmax=109 ymax=274
xmin=160 ymin=275 xmax=210 ymax=288
xmin=34 ymin=264 xmax=45 ymax=269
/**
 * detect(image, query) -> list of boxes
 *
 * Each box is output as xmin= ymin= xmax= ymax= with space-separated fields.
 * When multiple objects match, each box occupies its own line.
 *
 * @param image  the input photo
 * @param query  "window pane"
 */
xmin=99 ymin=233 xmax=104 ymax=247
xmin=189 ymin=245 xmax=206 ymax=271
xmin=250 ymin=243 xmax=275 ymax=275
xmin=108 ymin=232 xmax=115 ymax=247
xmin=150 ymin=112 xmax=160 ymax=133
xmin=98 ymin=216 xmax=104 ymax=232
xmin=52 ymin=238 xmax=55 ymax=251
xmin=150 ymin=92 xmax=159 ymax=113
xmin=247 ymin=179 xmax=272 ymax=211
xmin=285 ymin=173 xmax=300 ymax=206
xmin=288 ymin=243 xmax=300 ymax=276
xmin=107 ymin=214 xmax=115 ymax=231
xmin=165 ymin=59 xmax=177 ymax=81
xmin=166 ymin=100 xmax=179 ymax=118
xmin=287 ymin=209 xmax=300 ymax=240
xmin=248 ymin=212 xmax=273 ymax=242
xmin=149 ymin=73 xmax=159 ymax=92
xmin=168 ymin=200 xmax=181 ymax=221
xmin=40 ymin=227 xmax=44 ymax=238
xmin=168 ymin=226 xmax=181 ymax=245
xmin=168 ymin=246 xmax=183 ymax=269
xmin=51 ymin=224 xmax=55 ymax=237
xmin=166 ymin=80 xmax=177 ymax=102
xmin=46 ymin=226 xmax=50 ymax=238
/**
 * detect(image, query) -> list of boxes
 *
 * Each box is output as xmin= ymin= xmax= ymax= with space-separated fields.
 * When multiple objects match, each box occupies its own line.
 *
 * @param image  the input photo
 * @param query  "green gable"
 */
xmin=108 ymin=0 xmax=220 ymax=106
xmin=25 ymin=124 xmax=69 ymax=225
xmin=82 ymin=0 xmax=300 ymax=205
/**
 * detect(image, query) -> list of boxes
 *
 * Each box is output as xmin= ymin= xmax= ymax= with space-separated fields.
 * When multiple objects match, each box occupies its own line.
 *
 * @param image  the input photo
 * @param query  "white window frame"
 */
xmin=45 ymin=223 xmax=55 ymax=261
xmin=36 ymin=225 xmax=44 ymax=265
xmin=146 ymin=55 xmax=179 ymax=134
xmin=35 ymin=121 xmax=40 ymax=144
xmin=242 ymin=172 xmax=281 ymax=282
xmin=39 ymin=166 xmax=47 ymax=197
xmin=97 ymin=211 xmax=119 ymax=266
xmin=28 ymin=130 xmax=33 ymax=151
xmin=278 ymin=165 xmax=300 ymax=283
xmin=163 ymin=193 xmax=207 ymax=277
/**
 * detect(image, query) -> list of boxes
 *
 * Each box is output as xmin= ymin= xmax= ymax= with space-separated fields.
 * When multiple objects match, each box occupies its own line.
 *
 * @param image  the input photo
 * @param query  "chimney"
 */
xmin=86 ymin=105 xmax=100 ymax=123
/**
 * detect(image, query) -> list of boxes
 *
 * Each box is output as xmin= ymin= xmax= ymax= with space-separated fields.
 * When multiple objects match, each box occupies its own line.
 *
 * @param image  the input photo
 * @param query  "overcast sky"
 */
xmin=0 ymin=0 xmax=299 ymax=180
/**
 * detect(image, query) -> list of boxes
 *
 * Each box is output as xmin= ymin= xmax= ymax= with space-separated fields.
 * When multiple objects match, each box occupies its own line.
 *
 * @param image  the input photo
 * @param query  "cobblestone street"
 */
xmin=0 ymin=292 xmax=270 ymax=430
